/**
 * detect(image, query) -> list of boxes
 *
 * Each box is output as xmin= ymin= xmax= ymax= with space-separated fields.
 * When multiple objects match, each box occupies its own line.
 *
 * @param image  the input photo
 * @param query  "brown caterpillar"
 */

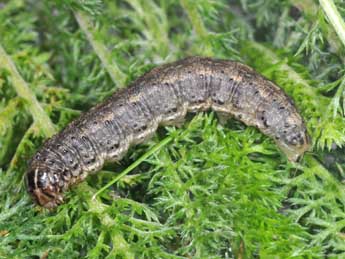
xmin=26 ymin=56 xmax=310 ymax=208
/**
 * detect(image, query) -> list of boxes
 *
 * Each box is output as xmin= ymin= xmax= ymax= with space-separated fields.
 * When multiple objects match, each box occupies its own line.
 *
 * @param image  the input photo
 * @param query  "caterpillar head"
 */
xmin=26 ymin=165 xmax=64 ymax=209
xmin=276 ymin=120 xmax=310 ymax=162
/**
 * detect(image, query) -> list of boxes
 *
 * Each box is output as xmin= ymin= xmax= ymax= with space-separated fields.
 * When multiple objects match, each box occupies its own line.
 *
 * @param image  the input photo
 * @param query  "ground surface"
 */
xmin=1 ymin=0 xmax=345 ymax=258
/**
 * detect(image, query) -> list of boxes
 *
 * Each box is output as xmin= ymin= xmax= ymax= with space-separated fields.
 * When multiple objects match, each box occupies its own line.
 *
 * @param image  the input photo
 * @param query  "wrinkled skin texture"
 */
xmin=26 ymin=57 xmax=310 ymax=208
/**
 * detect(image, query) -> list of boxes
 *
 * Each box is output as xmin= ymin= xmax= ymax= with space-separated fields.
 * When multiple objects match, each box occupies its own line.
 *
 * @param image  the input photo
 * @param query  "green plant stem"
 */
xmin=180 ymin=0 xmax=207 ymax=37
xmin=74 ymin=11 xmax=127 ymax=87
xmin=92 ymin=135 xmax=173 ymax=199
xmin=179 ymin=0 xmax=213 ymax=55
xmin=319 ymin=0 xmax=345 ymax=48
xmin=126 ymin=0 xmax=169 ymax=56
xmin=0 ymin=44 xmax=56 ymax=137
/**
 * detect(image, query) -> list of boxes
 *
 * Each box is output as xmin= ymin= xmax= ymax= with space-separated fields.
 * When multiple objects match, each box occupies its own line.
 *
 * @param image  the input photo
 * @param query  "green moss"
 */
xmin=1 ymin=0 xmax=345 ymax=258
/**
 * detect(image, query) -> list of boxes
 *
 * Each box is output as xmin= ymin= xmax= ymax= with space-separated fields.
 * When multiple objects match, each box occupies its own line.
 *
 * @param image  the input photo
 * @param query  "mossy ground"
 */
xmin=1 ymin=0 xmax=345 ymax=258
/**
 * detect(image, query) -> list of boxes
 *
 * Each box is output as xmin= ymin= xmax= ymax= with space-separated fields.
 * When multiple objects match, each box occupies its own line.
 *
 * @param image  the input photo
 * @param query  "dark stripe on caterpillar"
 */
xmin=26 ymin=56 xmax=310 ymax=208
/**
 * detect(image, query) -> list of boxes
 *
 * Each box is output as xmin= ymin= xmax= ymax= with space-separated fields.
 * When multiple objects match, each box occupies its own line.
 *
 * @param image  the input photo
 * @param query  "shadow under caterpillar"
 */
xmin=26 ymin=56 xmax=310 ymax=208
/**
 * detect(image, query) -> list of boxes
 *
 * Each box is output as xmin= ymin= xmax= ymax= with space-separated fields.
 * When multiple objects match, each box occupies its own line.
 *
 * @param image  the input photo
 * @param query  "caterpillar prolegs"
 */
xmin=26 ymin=57 xmax=310 ymax=208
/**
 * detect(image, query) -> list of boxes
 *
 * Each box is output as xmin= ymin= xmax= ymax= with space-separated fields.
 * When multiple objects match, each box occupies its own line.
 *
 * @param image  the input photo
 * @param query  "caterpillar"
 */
xmin=26 ymin=56 xmax=310 ymax=208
